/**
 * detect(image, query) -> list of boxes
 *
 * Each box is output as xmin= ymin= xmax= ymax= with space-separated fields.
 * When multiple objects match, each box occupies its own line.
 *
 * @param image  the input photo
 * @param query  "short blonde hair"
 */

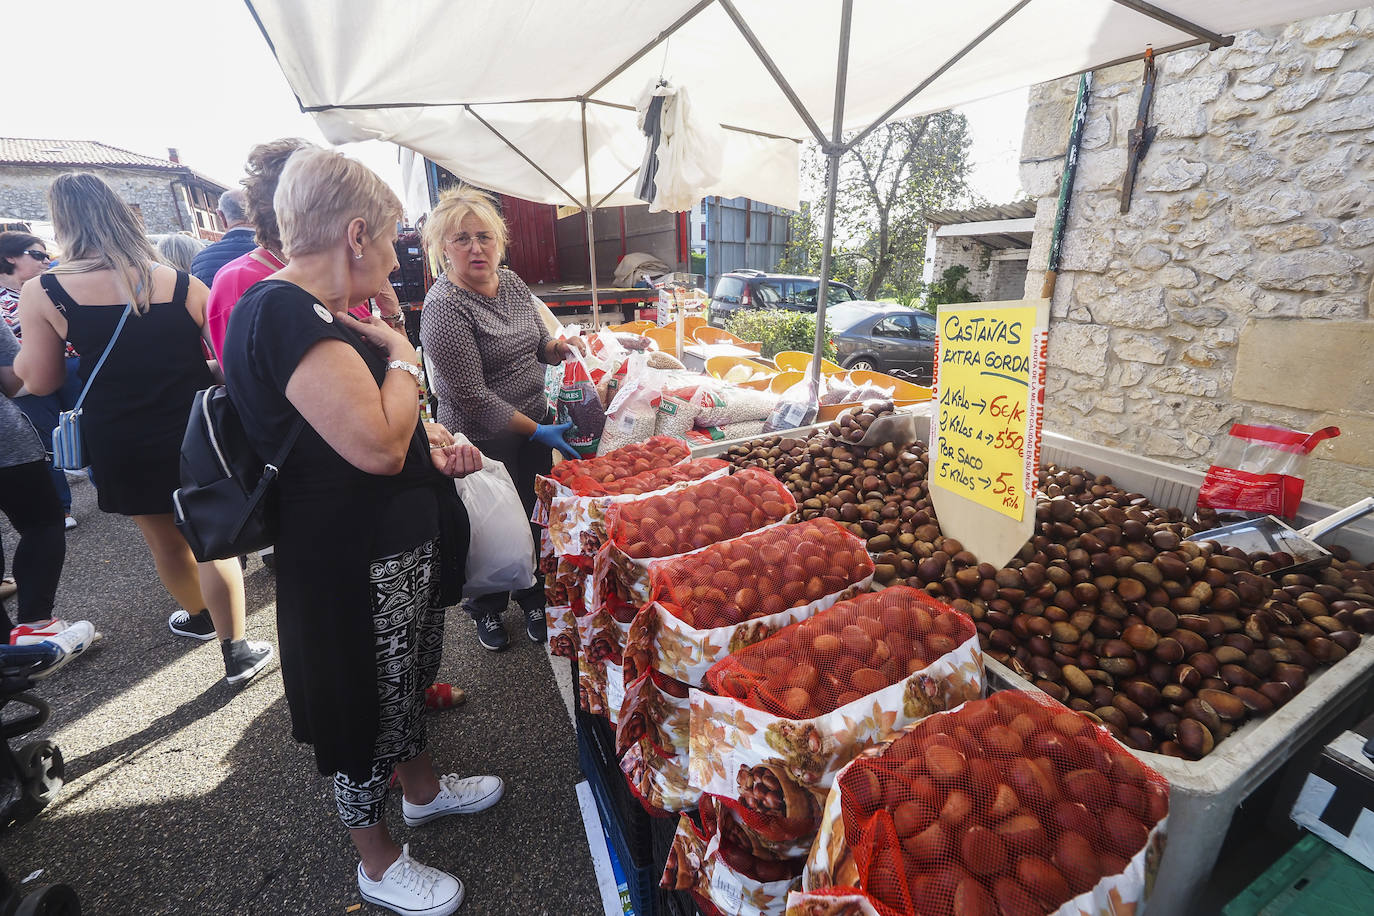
xmin=423 ymin=186 xmax=508 ymax=270
xmin=274 ymin=148 xmax=401 ymax=258
xmin=152 ymin=233 xmax=205 ymax=272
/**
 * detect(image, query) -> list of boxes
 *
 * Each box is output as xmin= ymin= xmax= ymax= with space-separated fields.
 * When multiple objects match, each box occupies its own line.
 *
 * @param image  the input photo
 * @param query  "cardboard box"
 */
xmin=1292 ymin=711 xmax=1374 ymax=871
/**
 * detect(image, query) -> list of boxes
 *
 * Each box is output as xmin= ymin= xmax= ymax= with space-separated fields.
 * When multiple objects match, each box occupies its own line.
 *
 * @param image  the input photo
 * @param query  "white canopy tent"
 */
xmin=247 ymin=0 xmax=1365 ymax=369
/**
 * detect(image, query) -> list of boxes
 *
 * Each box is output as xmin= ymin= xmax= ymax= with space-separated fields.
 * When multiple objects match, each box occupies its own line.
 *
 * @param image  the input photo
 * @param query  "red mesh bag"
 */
xmin=606 ymin=468 xmax=796 ymax=560
xmin=836 ymin=691 xmax=1169 ymax=916
xmin=652 ymin=518 xmax=873 ymax=631
xmin=662 ymin=811 xmax=804 ymax=916
xmin=598 ymin=457 xmax=729 ymax=496
xmin=705 ymin=588 xmax=977 ymax=719
xmin=616 ymin=669 xmax=692 ymax=758
xmin=547 ymin=435 xmax=690 ymax=492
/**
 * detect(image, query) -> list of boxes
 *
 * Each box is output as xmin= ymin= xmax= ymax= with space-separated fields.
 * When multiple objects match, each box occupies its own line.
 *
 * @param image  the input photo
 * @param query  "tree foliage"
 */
xmin=778 ymin=111 xmax=978 ymax=302
xmin=724 ymin=309 xmax=836 ymax=361
xmin=921 ymin=265 xmax=979 ymax=310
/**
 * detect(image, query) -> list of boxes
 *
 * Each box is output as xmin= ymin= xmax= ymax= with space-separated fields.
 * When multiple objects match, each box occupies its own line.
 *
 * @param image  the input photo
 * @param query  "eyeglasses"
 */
xmin=24 ymin=250 xmax=50 ymax=262
xmin=449 ymin=232 xmax=495 ymax=249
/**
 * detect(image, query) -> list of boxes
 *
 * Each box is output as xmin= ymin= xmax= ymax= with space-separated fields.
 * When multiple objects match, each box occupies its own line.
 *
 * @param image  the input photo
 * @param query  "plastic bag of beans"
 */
xmin=806 ymin=691 xmax=1169 ymax=916
xmin=601 ymin=468 xmax=798 ymax=607
xmin=545 ymin=458 xmax=731 ymax=556
xmin=661 ymin=813 xmax=801 ymax=916
xmin=690 ymin=588 xmax=983 ymax=809
xmin=621 ymin=519 xmax=873 ymax=687
xmin=694 ymin=385 xmax=780 ymax=427
xmin=556 ymin=354 xmax=607 ymax=456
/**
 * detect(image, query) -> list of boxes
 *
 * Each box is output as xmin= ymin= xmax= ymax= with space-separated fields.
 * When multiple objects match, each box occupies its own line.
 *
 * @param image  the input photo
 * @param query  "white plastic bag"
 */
xmin=452 ymin=435 xmax=537 ymax=598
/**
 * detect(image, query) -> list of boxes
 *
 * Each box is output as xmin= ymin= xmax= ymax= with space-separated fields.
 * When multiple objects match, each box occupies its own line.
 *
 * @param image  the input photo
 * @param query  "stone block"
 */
xmin=1160 ymin=266 xmax=1199 ymax=289
xmin=1305 ymin=460 xmax=1374 ymax=507
xmin=1299 ymin=149 xmax=1357 ymax=191
xmin=1154 ymin=74 xmax=1229 ymax=139
xmin=1298 ymin=295 xmax=1366 ymax=319
xmin=1192 ymin=250 xmax=1248 ymax=283
xmin=1310 ymin=412 xmax=1374 ymax=467
xmin=1019 ymin=159 xmax=1063 ymax=198
xmin=1233 ymin=188 xmax=1314 ymax=228
xmin=1112 ymin=332 xmax=1170 ymax=364
xmin=1180 ymin=344 xmax=1221 ymax=367
xmin=1339 ymin=217 xmax=1374 ymax=248
xmin=1151 ymin=367 xmax=1220 ymax=396
xmin=1288 ymin=134 xmax=1332 ymax=163
xmin=1272 ymin=78 xmax=1330 ymax=113
xmin=1058 ymin=229 xmax=1113 ymax=272
xmin=1079 ymin=114 xmax=1113 ymax=150
xmin=1143 ymin=158 xmax=1206 ymax=193
xmin=1108 ymin=362 xmax=1148 ymax=388
xmin=1330 ymin=71 xmax=1371 ymax=98
xmin=1302 ymin=11 xmax=1360 ymax=46
xmin=1082 ymin=285 xmax=1169 ymax=329
xmin=1254 ymin=250 xmax=1364 ymax=293
xmin=1317 ymin=183 xmax=1374 ymax=220
xmin=1238 ymin=63 xmax=1279 ymax=84
xmin=1313 ymin=94 xmax=1374 ymax=132
xmin=1234 ymin=83 xmax=1274 ymax=102
xmin=1130 ymin=246 xmax=1170 ymax=271
xmin=1021 ymin=97 xmax=1075 ymax=160
xmin=1162 ymin=48 xmax=1208 ymax=77
xmin=1076 ymin=149 xmax=1126 ymax=192
xmin=1222 ymin=153 xmax=1282 ymax=192
xmin=1048 ymin=322 xmax=1109 ymax=377
xmin=1213 ymin=98 xmax=1257 ymax=123
xmin=1173 ymin=306 xmax=1229 ymax=327
xmin=1233 ymin=319 xmax=1374 ymax=413
xmin=1314 ymin=49 xmax=1346 ymax=70
xmin=1252 ymin=223 xmax=1329 ymax=252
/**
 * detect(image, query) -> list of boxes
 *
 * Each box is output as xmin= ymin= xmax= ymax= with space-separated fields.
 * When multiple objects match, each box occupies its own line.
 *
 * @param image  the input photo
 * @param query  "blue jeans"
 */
xmin=15 ymin=355 xmax=82 ymax=514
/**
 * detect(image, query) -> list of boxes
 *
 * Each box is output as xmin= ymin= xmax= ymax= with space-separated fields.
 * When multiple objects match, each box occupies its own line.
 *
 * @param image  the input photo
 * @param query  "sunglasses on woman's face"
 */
xmin=25 ymin=250 xmax=50 ymax=262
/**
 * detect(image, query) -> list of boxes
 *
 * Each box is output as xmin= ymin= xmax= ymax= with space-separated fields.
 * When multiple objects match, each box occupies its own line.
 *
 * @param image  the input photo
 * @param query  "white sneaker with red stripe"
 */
xmin=10 ymin=618 xmax=101 ymax=647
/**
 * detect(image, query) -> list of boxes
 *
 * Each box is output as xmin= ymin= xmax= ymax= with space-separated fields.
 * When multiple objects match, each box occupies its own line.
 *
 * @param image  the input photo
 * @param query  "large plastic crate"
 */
xmin=1222 ymin=834 xmax=1374 ymax=915
xmin=651 ymin=813 xmax=699 ymax=916
xmin=579 ymin=710 xmax=655 ymax=916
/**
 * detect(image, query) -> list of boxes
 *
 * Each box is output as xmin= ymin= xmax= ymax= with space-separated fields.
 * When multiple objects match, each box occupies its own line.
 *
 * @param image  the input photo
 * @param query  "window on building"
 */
xmin=700 ymin=224 xmax=706 ymax=240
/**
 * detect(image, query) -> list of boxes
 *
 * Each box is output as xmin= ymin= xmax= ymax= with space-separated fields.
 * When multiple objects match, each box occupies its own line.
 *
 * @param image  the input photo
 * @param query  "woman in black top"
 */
xmin=222 ymin=147 xmax=500 ymax=916
xmin=15 ymin=173 xmax=271 ymax=684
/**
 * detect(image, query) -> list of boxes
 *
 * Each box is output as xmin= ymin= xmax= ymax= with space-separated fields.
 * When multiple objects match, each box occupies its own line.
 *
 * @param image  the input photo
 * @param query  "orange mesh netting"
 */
xmin=648 ymin=518 xmax=872 ymax=630
xmin=547 ymin=435 xmax=690 ymax=493
xmin=705 ymin=588 xmax=975 ymax=719
xmin=596 ymin=457 xmax=729 ymax=496
xmin=837 ymin=691 xmax=1169 ymax=916
xmin=606 ymin=468 xmax=795 ymax=560
xmin=702 ymin=793 xmax=820 ymax=861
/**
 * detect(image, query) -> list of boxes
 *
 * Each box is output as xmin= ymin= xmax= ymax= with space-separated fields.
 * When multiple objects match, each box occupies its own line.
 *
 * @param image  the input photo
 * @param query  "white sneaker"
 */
xmin=357 ymin=844 xmax=464 ymax=916
xmin=64 ymin=515 xmax=77 ymax=530
xmin=30 ymin=621 xmax=98 ymax=679
xmin=402 ymin=774 xmax=505 ymax=827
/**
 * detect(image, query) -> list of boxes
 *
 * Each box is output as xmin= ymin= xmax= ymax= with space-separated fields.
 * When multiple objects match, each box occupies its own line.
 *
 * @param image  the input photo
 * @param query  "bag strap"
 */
xmin=226 ymin=413 xmax=307 ymax=544
xmin=72 ymin=304 xmax=133 ymax=412
xmin=247 ymin=250 xmax=280 ymax=272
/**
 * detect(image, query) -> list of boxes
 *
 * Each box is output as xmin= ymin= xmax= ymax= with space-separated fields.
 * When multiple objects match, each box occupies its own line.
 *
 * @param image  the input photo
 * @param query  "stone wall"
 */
xmin=930 ymin=235 xmax=996 ymax=300
xmin=1020 ymin=8 xmax=1374 ymax=506
xmin=0 ymin=165 xmax=190 ymax=234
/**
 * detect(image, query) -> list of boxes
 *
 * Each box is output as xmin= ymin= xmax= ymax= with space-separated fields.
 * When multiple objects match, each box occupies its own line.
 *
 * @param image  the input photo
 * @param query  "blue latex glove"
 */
xmin=531 ymin=421 xmax=579 ymax=459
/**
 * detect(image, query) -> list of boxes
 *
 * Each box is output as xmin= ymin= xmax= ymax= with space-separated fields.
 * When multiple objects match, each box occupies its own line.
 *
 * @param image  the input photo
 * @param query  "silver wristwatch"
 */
xmin=386 ymin=359 xmax=423 ymax=383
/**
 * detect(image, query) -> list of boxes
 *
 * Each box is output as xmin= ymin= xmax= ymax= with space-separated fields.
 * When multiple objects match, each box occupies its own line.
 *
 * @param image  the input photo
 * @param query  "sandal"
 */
xmin=425 ymin=683 xmax=467 ymax=711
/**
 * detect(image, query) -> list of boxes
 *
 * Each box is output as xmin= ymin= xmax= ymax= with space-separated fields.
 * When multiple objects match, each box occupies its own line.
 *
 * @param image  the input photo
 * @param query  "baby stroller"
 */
xmin=0 ymin=641 xmax=81 ymax=915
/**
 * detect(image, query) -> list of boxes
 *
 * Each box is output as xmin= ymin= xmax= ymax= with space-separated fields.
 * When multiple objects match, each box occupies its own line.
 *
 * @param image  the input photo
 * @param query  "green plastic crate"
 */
xmin=1223 ymin=835 xmax=1374 ymax=915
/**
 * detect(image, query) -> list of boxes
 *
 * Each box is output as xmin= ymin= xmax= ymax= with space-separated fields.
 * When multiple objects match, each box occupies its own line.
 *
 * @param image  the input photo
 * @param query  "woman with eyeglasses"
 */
xmin=419 ymin=187 xmax=585 ymax=652
xmin=13 ymin=174 xmax=272 ymax=685
xmin=0 ymin=231 xmax=81 ymax=529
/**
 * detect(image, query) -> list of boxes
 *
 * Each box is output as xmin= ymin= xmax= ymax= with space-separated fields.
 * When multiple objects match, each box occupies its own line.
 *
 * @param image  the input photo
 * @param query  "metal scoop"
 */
xmin=1187 ymin=496 xmax=1374 ymax=578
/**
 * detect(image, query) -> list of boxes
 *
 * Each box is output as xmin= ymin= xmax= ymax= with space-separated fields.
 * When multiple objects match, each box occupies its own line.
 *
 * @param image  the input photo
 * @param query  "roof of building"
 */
xmin=924 ymin=200 xmax=1037 ymax=226
xmin=0 ymin=138 xmax=227 ymax=191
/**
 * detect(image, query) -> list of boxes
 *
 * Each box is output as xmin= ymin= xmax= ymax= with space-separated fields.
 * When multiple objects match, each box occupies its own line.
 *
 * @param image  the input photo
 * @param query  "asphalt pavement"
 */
xmin=0 ymin=476 xmax=603 ymax=915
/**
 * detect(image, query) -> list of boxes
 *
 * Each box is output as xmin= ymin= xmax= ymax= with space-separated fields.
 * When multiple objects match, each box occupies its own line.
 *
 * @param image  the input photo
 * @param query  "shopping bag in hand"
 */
xmin=452 ymin=435 xmax=537 ymax=598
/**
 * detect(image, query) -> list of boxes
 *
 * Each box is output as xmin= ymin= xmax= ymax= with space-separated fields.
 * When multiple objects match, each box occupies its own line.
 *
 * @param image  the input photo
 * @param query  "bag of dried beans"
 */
xmin=690 ymin=588 xmax=982 ymax=811
xmin=622 ymin=518 xmax=873 ymax=687
xmin=803 ymin=691 xmax=1169 ymax=916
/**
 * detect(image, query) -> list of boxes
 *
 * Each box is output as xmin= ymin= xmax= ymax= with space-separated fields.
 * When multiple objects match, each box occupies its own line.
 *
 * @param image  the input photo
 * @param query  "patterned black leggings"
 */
xmin=333 ymin=538 xmax=445 ymax=828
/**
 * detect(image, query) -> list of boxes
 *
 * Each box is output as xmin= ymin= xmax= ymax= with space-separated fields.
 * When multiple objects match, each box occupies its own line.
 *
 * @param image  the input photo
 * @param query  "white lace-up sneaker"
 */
xmin=402 ymin=774 xmax=505 ymax=827
xmin=357 ymin=844 xmax=464 ymax=916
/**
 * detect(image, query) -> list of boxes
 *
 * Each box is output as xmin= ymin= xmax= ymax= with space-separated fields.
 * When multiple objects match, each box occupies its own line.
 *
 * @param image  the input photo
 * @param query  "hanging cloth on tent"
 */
xmin=634 ymin=80 xmax=724 ymax=213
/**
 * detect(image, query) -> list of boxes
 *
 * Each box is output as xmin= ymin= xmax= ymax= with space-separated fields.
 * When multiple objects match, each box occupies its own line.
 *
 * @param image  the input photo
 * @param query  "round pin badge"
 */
xmin=313 ymin=303 xmax=334 ymax=324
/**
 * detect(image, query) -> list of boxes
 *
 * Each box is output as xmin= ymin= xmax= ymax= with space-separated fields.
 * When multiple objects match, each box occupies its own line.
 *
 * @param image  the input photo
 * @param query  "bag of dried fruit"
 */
xmin=661 ymin=811 xmax=802 ymax=916
xmin=623 ymin=518 xmax=874 ymax=687
xmin=690 ymin=588 xmax=982 ymax=812
xmin=546 ymin=457 xmax=731 ymax=557
xmin=801 ymin=691 xmax=1169 ymax=916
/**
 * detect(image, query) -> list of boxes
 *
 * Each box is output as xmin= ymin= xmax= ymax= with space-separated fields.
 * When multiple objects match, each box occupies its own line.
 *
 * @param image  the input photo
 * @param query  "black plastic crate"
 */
xmin=577 ymin=709 xmax=654 ymax=862
xmin=652 ymin=813 xmax=700 ymax=916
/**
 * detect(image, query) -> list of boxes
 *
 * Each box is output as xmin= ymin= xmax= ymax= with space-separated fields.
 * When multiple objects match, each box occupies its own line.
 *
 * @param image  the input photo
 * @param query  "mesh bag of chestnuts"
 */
xmin=545 ymin=457 xmax=731 ymax=556
xmin=691 ymin=587 xmax=983 ymax=805
xmin=534 ymin=435 xmax=690 ymax=520
xmin=661 ymin=810 xmax=803 ymax=916
xmin=802 ymin=691 xmax=1169 ymax=916
xmin=601 ymin=468 xmax=798 ymax=607
xmin=622 ymin=518 xmax=874 ymax=686
xmin=616 ymin=668 xmax=693 ymax=759
xmin=701 ymin=791 xmax=821 ymax=862
xmin=621 ymin=732 xmax=701 ymax=814
xmin=576 ymin=604 xmax=632 ymax=722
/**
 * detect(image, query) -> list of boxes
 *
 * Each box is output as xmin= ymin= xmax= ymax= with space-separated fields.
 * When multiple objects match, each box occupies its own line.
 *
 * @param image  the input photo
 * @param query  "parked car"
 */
xmin=707 ymin=270 xmax=862 ymax=328
xmin=829 ymin=303 xmax=937 ymax=383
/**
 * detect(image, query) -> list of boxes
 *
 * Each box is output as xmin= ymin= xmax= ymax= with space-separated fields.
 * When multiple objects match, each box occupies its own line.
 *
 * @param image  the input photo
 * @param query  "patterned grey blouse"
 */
xmin=419 ymin=269 xmax=554 ymax=441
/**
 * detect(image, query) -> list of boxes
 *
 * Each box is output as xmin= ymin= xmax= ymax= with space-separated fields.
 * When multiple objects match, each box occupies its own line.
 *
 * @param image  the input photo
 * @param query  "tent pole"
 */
xmin=809 ymin=0 xmax=853 ymax=396
xmin=580 ymin=98 xmax=601 ymax=327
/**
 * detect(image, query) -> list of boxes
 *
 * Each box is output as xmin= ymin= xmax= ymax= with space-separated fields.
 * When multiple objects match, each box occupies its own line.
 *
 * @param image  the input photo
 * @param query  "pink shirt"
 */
xmin=206 ymin=248 xmax=373 ymax=364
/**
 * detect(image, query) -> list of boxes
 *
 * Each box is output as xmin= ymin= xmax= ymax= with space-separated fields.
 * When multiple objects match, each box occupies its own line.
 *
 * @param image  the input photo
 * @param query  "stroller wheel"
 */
xmin=15 ymin=884 xmax=80 ymax=916
xmin=16 ymin=741 xmax=64 ymax=809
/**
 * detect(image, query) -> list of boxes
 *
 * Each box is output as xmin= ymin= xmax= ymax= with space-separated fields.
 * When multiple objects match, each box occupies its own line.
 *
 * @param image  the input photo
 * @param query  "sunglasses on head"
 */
xmin=24 ymin=250 xmax=50 ymax=262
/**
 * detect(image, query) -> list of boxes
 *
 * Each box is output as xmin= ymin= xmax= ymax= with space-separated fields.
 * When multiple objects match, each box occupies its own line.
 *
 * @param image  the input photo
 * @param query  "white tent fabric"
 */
xmin=636 ymin=83 xmax=725 ymax=214
xmin=248 ymin=0 xmax=1364 ymax=210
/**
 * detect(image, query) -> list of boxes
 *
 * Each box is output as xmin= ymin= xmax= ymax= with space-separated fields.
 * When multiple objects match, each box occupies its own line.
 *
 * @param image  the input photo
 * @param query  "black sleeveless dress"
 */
xmin=41 ymin=271 xmax=213 ymax=516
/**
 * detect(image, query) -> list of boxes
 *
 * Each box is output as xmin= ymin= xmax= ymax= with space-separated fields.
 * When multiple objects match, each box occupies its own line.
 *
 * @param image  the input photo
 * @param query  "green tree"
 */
xmin=782 ymin=112 xmax=977 ymax=301
xmin=922 ymin=265 xmax=979 ymax=309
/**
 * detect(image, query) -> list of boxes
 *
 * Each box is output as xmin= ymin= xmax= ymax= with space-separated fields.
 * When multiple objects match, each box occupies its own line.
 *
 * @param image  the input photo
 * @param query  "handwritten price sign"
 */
xmin=931 ymin=302 xmax=1048 ymax=531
